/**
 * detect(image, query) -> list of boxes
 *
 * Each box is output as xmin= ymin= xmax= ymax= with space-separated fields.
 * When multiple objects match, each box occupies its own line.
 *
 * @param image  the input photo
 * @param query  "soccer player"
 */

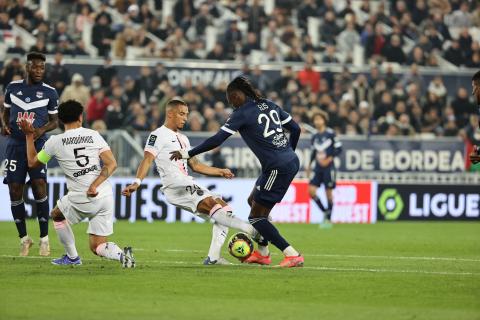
xmin=121 ymin=98 xmax=260 ymax=265
xmin=305 ymin=111 xmax=342 ymax=227
xmin=470 ymin=71 xmax=480 ymax=164
xmin=170 ymin=76 xmax=304 ymax=268
xmin=1 ymin=52 xmax=58 ymax=256
xmin=18 ymin=100 xmax=135 ymax=267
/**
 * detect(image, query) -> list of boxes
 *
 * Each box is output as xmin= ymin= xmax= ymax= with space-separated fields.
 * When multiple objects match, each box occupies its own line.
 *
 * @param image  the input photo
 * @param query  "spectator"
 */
xmin=86 ymin=88 xmax=110 ymax=124
xmin=241 ymin=32 xmax=260 ymax=56
xmin=6 ymin=36 xmax=26 ymax=55
xmin=451 ymin=87 xmax=475 ymax=128
xmin=206 ymin=43 xmax=226 ymax=60
xmin=92 ymin=14 xmax=114 ymax=57
xmin=447 ymin=1 xmax=472 ymax=28
xmin=95 ymin=57 xmax=118 ymax=88
xmin=337 ymin=21 xmax=360 ymax=62
xmin=443 ymin=40 xmax=464 ymax=66
xmin=297 ymin=62 xmax=320 ymax=93
xmin=60 ymin=73 xmax=90 ymax=107
xmin=297 ymin=0 xmax=318 ymax=30
xmin=9 ymin=0 xmax=33 ymax=21
xmin=320 ymin=11 xmax=340 ymax=44
xmin=381 ymin=35 xmax=406 ymax=64
xmin=46 ymin=52 xmax=70 ymax=96
xmin=223 ymin=20 xmax=242 ymax=58
xmin=29 ymin=38 xmax=48 ymax=54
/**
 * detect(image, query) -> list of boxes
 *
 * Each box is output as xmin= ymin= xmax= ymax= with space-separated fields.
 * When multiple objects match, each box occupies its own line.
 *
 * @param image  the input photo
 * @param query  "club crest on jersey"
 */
xmin=16 ymin=112 xmax=35 ymax=124
xmin=36 ymin=91 xmax=44 ymax=98
xmin=25 ymin=97 xmax=31 ymax=103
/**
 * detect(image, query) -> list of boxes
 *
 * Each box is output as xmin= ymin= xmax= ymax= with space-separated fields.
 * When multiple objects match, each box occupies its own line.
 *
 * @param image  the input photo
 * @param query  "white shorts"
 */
xmin=57 ymin=192 xmax=114 ymax=236
xmin=163 ymin=180 xmax=213 ymax=215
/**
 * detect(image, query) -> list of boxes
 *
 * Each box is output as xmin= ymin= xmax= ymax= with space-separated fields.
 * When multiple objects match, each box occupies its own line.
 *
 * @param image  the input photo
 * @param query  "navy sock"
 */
xmin=11 ymin=200 xmax=27 ymax=238
xmin=249 ymin=217 xmax=289 ymax=251
xmin=313 ymin=196 xmax=326 ymax=211
xmin=326 ymin=200 xmax=333 ymax=219
xmin=36 ymin=196 xmax=49 ymax=238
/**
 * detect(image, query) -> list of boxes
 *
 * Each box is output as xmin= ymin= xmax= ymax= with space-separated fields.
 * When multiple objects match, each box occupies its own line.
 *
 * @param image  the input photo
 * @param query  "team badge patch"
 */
xmin=36 ymin=91 xmax=44 ymax=98
xmin=25 ymin=97 xmax=31 ymax=102
xmin=148 ymin=134 xmax=157 ymax=146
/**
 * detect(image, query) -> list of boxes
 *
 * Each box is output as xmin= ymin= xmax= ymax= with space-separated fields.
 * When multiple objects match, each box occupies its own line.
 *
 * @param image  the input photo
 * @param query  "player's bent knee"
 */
xmin=308 ymin=186 xmax=317 ymax=198
xmin=31 ymin=180 xmax=47 ymax=198
xmin=8 ymin=184 xmax=23 ymax=201
xmin=197 ymin=196 xmax=218 ymax=215
xmin=50 ymin=207 xmax=66 ymax=222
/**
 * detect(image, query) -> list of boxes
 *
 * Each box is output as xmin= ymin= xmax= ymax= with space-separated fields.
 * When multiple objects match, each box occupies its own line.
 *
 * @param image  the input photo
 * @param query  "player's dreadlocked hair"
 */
xmin=472 ymin=70 xmax=480 ymax=84
xmin=227 ymin=76 xmax=263 ymax=101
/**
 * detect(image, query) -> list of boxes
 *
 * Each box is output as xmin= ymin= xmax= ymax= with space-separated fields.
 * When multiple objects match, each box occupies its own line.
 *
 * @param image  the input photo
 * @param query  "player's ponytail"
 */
xmin=227 ymin=76 xmax=264 ymax=102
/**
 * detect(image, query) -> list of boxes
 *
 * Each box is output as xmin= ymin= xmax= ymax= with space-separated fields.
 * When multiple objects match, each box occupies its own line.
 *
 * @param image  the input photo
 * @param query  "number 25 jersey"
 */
xmin=221 ymin=99 xmax=297 ymax=171
xmin=40 ymin=127 xmax=112 ymax=195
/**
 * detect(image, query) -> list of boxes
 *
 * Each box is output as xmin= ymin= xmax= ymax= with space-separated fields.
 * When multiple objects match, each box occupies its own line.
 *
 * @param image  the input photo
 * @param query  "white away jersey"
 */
xmin=144 ymin=126 xmax=192 ymax=187
xmin=42 ymin=127 xmax=112 ymax=195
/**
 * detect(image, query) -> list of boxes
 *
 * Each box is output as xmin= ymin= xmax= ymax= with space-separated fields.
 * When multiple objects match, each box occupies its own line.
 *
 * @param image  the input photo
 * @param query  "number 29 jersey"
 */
xmin=221 ymin=99 xmax=297 ymax=171
xmin=40 ymin=127 xmax=112 ymax=195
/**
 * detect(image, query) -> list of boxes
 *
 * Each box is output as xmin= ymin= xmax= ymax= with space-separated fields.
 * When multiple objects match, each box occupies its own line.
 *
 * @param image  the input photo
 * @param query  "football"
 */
xmin=228 ymin=232 xmax=254 ymax=260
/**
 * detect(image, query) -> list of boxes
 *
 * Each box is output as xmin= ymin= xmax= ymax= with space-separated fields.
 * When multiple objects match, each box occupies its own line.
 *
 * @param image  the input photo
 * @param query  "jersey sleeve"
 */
xmin=277 ymin=106 xmax=292 ymax=125
xmin=47 ymin=89 xmax=59 ymax=114
xmin=332 ymin=132 xmax=342 ymax=156
xmin=39 ymin=136 xmax=57 ymax=164
xmin=3 ymin=85 xmax=11 ymax=109
xmin=144 ymin=132 xmax=160 ymax=156
xmin=221 ymin=109 xmax=245 ymax=134
xmin=95 ymin=132 xmax=110 ymax=154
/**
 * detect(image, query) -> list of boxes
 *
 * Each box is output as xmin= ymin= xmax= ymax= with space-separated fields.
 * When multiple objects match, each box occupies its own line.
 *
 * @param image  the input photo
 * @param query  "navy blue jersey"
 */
xmin=311 ymin=128 xmax=342 ymax=171
xmin=221 ymin=99 xmax=297 ymax=170
xmin=3 ymin=79 xmax=59 ymax=145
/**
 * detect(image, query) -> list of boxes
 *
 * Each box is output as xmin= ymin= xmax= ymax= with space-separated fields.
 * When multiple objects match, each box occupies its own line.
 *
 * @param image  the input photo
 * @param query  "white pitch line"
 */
xmin=163 ymin=249 xmax=480 ymax=263
xmin=0 ymin=255 xmax=477 ymax=276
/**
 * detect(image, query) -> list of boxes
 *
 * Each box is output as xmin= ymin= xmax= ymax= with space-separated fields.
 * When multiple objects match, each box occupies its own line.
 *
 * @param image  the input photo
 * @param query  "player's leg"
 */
xmin=31 ymin=178 xmax=50 ymax=256
xmin=323 ymin=168 xmax=336 ymax=222
xmin=88 ymin=196 xmax=135 ymax=268
xmin=50 ymin=206 xmax=82 ymax=265
xmin=246 ymin=188 xmax=270 ymax=258
xmin=248 ymin=159 xmax=304 ymax=267
xmin=309 ymin=172 xmax=326 ymax=211
xmin=203 ymin=222 xmax=230 ymax=265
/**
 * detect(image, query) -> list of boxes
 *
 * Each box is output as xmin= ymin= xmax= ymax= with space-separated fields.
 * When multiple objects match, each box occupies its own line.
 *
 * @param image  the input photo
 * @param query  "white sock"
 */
xmin=53 ymin=220 xmax=78 ymax=259
xmin=211 ymin=208 xmax=257 ymax=237
xmin=40 ymin=235 xmax=48 ymax=242
xmin=283 ymin=246 xmax=299 ymax=257
xmin=258 ymin=244 xmax=270 ymax=256
xmin=95 ymin=242 xmax=123 ymax=261
xmin=207 ymin=223 xmax=228 ymax=261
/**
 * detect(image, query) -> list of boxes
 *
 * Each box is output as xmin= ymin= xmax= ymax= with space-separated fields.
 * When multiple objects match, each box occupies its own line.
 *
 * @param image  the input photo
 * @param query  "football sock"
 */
xmin=249 ymin=217 xmax=289 ymax=251
xmin=283 ymin=246 xmax=300 ymax=257
xmin=11 ymin=199 xmax=27 ymax=238
xmin=35 ymin=196 xmax=49 ymax=238
xmin=257 ymin=237 xmax=270 ymax=256
xmin=96 ymin=242 xmax=123 ymax=261
xmin=208 ymin=223 xmax=228 ymax=261
xmin=53 ymin=220 xmax=78 ymax=259
xmin=326 ymin=199 xmax=334 ymax=220
xmin=313 ymin=196 xmax=326 ymax=211
xmin=210 ymin=205 xmax=256 ymax=236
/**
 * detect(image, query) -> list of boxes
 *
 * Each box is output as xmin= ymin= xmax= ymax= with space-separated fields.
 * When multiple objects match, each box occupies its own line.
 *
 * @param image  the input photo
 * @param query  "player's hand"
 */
xmin=219 ymin=168 xmax=234 ymax=179
xmin=1 ymin=126 xmax=11 ymax=136
xmin=18 ymin=119 xmax=34 ymax=135
xmin=122 ymin=183 xmax=139 ymax=197
xmin=87 ymin=185 xmax=99 ymax=197
xmin=170 ymin=150 xmax=190 ymax=161
xmin=320 ymin=157 xmax=333 ymax=167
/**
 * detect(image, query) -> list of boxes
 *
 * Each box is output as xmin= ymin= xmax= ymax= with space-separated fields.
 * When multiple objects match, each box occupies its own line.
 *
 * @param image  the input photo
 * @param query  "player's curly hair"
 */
xmin=27 ymin=52 xmax=46 ymax=62
xmin=58 ymin=100 xmax=84 ymax=124
xmin=312 ymin=110 xmax=329 ymax=123
xmin=227 ymin=76 xmax=263 ymax=101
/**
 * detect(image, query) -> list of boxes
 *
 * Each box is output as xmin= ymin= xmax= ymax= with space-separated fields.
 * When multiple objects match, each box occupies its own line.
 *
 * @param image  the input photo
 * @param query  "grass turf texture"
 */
xmin=0 ymin=221 xmax=478 ymax=320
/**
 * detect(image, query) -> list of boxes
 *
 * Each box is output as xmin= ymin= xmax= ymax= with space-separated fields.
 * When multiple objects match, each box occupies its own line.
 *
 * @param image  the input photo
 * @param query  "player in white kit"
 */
xmin=19 ymin=100 xmax=135 ymax=267
xmin=122 ymin=99 xmax=260 ymax=265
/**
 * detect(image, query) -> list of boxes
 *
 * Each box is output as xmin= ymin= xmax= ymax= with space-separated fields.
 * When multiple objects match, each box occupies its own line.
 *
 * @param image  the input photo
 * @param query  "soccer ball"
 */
xmin=228 ymin=232 xmax=254 ymax=260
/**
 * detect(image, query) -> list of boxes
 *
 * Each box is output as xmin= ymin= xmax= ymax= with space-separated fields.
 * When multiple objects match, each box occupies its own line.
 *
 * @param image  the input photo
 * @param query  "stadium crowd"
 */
xmin=0 ymin=0 xmax=479 ymax=140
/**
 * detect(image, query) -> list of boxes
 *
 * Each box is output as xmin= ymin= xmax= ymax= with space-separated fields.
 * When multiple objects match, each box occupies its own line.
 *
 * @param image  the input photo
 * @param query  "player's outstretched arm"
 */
xmin=122 ymin=151 xmax=155 ymax=196
xmin=170 ymin=130 xmax=231 ymax=160
xmin=187 ymin=156 xmax=234 ymax=179
xmin=282 ymin=119 xmax=301 ymax=151
xmin=18 ymin=119 xmax=45 ymax=168
xmin=87 ymin=150 xmax=117 ymax=197
xmin=34 ymin=114 xmax=58 ymax=140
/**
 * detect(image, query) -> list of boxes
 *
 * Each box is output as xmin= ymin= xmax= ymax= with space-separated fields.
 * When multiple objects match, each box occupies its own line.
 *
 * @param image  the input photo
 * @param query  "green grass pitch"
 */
xmin=0 ymin=220 xmax=478 ymax=320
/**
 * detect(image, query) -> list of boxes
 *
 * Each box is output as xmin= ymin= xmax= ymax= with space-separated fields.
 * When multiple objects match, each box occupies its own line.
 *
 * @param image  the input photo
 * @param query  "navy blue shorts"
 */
xmin=3 ymin=140 xmax=47 ymax=184
xmin=253 ymin=157 xmax=300 ymax=209
xmin=310 ymin=167 xmax=336 ymax=189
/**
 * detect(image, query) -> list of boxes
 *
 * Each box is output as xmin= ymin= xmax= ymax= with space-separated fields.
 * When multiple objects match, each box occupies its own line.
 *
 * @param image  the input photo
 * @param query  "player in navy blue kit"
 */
xmin=171 ymin=76 xmax=304 ymax=267
xmin=470 ymin=71 xmax=480 ymax=164
xmin=1 ymin=52 xmax=59 ymax=256
xmin=305 ymin=111 xmax=342 ymax=227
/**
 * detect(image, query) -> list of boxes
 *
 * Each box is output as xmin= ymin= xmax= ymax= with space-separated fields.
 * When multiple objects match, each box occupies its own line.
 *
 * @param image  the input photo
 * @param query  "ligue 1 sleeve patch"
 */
xmin=148 ymin=135 xmax=157 ymax=146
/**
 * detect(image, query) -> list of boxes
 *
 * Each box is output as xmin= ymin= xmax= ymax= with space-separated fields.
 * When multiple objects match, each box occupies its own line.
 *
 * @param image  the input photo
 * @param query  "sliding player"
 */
xmin=19 ymin=100 xmax=134 ymax=267
xmin=1 ymin=52 xmax=58 ymax=256
xmin=171 ymin=76 xmax=304 ymax=267
xmin=122 ymin=98 xmax=260 ymax=265
xmin=305 ymin=111 xmax=342 ymax=227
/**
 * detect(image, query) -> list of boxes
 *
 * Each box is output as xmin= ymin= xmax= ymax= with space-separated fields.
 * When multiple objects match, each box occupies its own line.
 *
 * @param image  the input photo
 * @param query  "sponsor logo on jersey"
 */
xmin=73 ymin=164 xmax=98 ymax=177
xmin=36 ymin=91 xmax=44 ymax=98
xmin=16 ymin=111 xmax=35 ymax=124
